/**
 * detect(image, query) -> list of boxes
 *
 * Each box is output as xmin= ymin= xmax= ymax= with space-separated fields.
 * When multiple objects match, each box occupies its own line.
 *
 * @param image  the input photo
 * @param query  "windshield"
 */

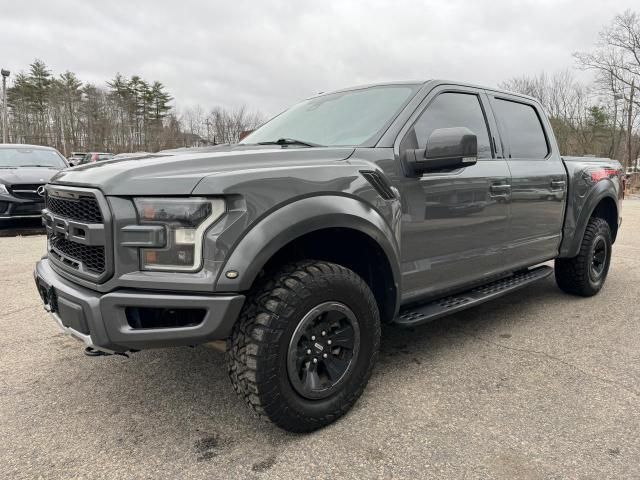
xmin=242 ymin=84 xmax=420 ymax=147
xmin=0 ymin=148 xmax=66 ymax=168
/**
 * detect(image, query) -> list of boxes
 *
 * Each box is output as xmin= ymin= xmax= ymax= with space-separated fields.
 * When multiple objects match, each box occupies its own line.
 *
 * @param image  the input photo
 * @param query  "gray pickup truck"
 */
xmin=34 ymin=80 xmax=623 ymax=432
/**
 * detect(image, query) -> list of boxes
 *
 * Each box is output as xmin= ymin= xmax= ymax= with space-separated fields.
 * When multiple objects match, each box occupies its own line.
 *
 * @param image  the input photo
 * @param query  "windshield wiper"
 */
xmin=19 ymin=164 xmax=56 ymax=168
xmin=257 ymin=138 xmax=324 ymax=147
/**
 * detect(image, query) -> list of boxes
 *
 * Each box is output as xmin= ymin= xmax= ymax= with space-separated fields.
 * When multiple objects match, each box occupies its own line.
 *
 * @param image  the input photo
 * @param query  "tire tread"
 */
xmin=226 ymin=260 xmax=380 ymax=432
xmin=555 ymin=217 xmax=611 ymax=297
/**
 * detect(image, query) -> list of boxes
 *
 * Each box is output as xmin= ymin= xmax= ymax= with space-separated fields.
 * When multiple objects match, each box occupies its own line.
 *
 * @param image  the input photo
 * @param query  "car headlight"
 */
xmin=0 ymin=184 xmax=8 ymax=195
xmin=134 ymin=197 xmax=225 ymax=271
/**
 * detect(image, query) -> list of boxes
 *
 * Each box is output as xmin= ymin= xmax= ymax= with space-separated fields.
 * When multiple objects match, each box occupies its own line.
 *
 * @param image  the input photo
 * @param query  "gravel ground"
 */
xmin=1 ymin=202 xmax=639 ymax=479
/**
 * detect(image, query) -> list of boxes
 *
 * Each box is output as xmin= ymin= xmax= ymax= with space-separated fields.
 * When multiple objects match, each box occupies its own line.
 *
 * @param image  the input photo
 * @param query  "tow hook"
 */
xmin=84 ymin=346 xmax=131 ymax=358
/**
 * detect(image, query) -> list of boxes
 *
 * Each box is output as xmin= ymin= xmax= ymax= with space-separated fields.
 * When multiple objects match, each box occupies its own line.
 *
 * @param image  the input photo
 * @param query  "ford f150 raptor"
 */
xmin=34 ymin=80 xmax=623 ymax=432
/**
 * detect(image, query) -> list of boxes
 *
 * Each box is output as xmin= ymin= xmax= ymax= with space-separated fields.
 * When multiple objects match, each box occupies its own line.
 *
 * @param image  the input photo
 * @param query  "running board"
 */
xmin=395 ymin=266 xmax=553 ymax=327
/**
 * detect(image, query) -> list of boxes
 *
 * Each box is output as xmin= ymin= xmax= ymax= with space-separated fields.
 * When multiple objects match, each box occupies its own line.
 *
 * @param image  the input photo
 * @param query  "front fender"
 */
xmin=214 ymin=195 xmax=401 ymax=295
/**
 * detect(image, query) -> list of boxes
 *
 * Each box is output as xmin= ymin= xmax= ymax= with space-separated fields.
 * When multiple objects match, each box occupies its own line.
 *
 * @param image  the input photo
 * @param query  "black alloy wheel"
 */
xmin=287 ymin=301 xmax=360 ymax=400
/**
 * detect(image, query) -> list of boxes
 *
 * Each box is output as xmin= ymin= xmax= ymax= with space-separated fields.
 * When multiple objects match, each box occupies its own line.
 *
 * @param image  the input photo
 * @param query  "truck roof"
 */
xmin=312 ymin=80 xmax=540 ymax=104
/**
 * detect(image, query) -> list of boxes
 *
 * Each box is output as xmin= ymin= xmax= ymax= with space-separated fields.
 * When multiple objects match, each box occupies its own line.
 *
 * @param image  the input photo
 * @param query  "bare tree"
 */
xmin=575 ymin=10 xmax=640 ymax=169
xmin=205 ymin=105 xmax=264 ymax=144
xmin=182 ymin=105 xmax=206 ymax=140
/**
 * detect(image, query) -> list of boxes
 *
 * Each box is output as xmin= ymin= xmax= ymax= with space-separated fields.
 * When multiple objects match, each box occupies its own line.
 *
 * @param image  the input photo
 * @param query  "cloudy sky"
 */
xmin=0 ymin=0 xmax=637 ymax=116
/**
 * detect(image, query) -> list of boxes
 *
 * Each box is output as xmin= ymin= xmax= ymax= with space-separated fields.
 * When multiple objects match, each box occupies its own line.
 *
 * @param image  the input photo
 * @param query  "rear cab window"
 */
xmin=491 ymin=98 xmax=549 ymax=159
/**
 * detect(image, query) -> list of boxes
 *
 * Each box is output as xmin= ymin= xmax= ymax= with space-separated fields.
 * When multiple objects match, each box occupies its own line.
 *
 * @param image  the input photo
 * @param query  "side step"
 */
xmin=395 ymin=266 xmax=553 ymax=327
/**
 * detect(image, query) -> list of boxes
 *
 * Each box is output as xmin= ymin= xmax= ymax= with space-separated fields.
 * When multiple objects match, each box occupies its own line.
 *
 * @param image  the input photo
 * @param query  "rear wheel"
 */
xmin=226 ymin=260 xmax=380 ymax=432
xmin=555 ymin=217 xmax=612 ymax=297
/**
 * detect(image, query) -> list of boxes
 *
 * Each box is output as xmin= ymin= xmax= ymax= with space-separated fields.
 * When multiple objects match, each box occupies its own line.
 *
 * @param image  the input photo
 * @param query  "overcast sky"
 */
xmin=0 ymin=0 xmax=638 ymax=116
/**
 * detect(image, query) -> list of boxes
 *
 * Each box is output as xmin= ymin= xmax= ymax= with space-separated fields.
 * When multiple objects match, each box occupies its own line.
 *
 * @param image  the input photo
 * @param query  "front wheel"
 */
xmin=226 ymin=260 xmax=380 ymax=432
xmin=555 ymin=217 xmax=612 ymax=297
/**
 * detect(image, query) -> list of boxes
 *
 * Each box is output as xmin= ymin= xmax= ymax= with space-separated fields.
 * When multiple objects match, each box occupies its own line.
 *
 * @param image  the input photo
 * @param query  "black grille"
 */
xmin=46 ymin=194 xmax=103 ymax=223
xmin=8 ymin=183 xmax=44 ymax=200
xmin=49 ymin=233 xmax=106 ymax=274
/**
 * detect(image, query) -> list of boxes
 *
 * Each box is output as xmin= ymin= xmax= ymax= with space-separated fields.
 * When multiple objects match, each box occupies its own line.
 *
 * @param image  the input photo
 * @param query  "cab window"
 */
xmin=492 ymin=98 xmax=549 ymax=159
xmin=402 ymin=92 xmax=492 ymax=159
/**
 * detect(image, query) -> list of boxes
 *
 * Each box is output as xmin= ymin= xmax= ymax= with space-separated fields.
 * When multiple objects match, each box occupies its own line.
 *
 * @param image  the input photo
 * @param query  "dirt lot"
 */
xmin=1 ymin=202 xmax=639 ymax=479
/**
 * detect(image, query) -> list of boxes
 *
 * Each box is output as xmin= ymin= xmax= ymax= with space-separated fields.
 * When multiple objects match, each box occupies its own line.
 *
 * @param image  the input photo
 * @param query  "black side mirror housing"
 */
xmin=403 ymin=127 xmax=478 ymax=175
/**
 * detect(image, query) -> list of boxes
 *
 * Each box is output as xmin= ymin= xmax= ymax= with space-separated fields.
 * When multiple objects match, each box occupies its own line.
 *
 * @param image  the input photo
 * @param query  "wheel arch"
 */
xmin=591 ymin=196 xmax=618 ymax=241
xmin=560 ymin=182 xmax=619 ymax=258
xmin=215 ymin=195 xmax=401 ymax=323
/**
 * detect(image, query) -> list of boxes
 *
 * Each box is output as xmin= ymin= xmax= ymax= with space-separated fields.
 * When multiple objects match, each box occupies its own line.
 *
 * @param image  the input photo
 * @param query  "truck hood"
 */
xmin=0 ymin=166 xmax=62 ymax=185
xmin=50 ymin=145 xmax=355 ymax=195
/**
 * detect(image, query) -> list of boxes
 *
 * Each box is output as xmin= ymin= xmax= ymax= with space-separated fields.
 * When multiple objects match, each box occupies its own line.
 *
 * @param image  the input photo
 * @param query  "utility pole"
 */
xmin=1 ymin=68 xmax=10 ymax=143
xmin=626 ymin=79 xmax=635 ymax=174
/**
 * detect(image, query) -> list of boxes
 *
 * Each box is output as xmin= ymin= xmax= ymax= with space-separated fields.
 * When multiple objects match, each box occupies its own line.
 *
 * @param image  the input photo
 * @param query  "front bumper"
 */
xmin=0 ymin=195 xmax=44 ymax=219
xmin=34 ymin=258 xmax=245 ymax=353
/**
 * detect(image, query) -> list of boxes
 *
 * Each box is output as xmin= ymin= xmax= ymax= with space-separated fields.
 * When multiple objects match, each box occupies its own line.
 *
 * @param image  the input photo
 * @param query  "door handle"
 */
xmin=490 ymin=184 xmax=511 ymax=194
xmin=550 ymin=180 xmax=566 ymax=190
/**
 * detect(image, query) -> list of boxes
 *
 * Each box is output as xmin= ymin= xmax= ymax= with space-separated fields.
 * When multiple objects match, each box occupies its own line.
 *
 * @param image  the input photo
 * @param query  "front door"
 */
xmin=397 ymin=87 xmax=512 ymax=304
xmin=488 ymin=94 xmax=567 ymax=268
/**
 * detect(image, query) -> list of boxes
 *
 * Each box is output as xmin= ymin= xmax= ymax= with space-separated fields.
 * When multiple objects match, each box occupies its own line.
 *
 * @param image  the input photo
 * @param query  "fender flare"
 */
xmin=560 ymin=180 xmax=619 ymax=258
xmin=215 ymin=195 xmax=401 ymax=300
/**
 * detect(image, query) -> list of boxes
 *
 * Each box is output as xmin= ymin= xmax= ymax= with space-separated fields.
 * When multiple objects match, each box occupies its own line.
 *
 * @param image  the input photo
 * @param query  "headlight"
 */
xmin=0 ymin=184 xmax=8 ymax=195
xmin=134 ymin=197 xmax=225 ymax=271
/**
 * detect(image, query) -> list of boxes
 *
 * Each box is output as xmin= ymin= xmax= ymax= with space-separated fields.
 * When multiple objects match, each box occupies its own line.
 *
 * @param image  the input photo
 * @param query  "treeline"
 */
xmin=3 ymin=59 xmax=264 ymax=154
xmin=500 ymin=10 xmax=640 ymax=169
xmin=3 ymin=10 xmax=639 ymax=163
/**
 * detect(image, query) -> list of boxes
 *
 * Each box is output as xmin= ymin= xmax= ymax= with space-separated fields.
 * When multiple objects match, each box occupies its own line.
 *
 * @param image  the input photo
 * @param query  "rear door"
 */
xmin=396 ymin=86 xmax=512 ymax=304
xmin=488 ymin=94 xmax=567 ymax=268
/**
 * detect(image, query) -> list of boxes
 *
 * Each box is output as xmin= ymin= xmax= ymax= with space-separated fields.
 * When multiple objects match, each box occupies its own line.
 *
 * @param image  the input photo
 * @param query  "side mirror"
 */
xmin=403 ymin=127 xmax=478 ymax=175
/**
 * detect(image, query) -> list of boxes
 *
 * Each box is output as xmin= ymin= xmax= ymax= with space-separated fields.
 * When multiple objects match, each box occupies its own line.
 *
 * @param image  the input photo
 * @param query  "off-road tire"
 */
xmin=555 ymin=217 xmax=612 ymax=297
xmin=226 ymin=260 xmax=380 ymax=432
